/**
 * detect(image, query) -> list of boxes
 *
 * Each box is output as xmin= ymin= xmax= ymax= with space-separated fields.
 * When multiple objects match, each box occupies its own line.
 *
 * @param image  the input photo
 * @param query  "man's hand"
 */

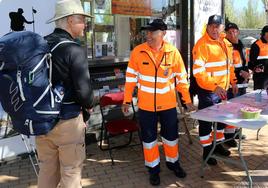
xmin=239 ymin=70 xmax=250 ymax=80
xmin=231 ymin=83 xmax=238 ymax=96
xmin=254 ymin=65 xmax=264 ymax=73
xmin=121 ymin=103 xmax=130 ymax=114
xmin=185 ymin=103 xmax=197 ymax=112
xmin=214 ymin=86 xmax=227 ymax=99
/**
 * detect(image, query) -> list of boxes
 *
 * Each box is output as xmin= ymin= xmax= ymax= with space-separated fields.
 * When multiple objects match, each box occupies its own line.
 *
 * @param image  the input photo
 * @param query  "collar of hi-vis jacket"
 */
xmin=203 ymin=32 xmax=232 ymax=60
xmin=140 ymin=41 xmax=175 ymax=66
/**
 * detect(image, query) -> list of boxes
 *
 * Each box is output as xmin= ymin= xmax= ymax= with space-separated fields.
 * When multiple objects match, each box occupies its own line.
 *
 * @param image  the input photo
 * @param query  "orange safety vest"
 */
xmin=233 ymin=49 xmax=243 ymax=68
xmin=124 ymin=41 xmax=191 ymax=112
xmin=192 ymin=32 xmax=237 ymax=91
xmin=245 ymin=47 xmax=250 ymax=66
xmin=256 ymin=40 xmax=268 ymax=60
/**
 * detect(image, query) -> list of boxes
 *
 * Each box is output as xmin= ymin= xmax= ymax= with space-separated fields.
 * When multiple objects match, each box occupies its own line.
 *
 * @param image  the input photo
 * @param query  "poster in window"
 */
xmin=112 ymin=0 xmax=152 ymax=16
xmin=95 ymin=43 xmax=102 ymax=57
xmin=95 ymin=0 xmax=106 ymax=9
xmin=194 ymin=0 xmax=222 ymax=43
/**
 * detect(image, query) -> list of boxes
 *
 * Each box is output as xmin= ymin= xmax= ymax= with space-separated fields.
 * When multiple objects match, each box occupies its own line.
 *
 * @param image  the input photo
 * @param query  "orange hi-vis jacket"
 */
xmin=192 ymin=32 xmax=237 ymax=92
xmin=233 ymin=49 xmax=243 ymax=68
xmin=124 ymin=41 xmax=191 ymax=112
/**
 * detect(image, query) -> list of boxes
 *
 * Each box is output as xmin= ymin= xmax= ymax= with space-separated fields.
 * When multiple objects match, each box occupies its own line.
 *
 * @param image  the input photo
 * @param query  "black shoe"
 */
xmin=172 ymin=163 xmax=187 ymax=178
xmin=149 ymin=173 xmax=160 ymax=186
xmin=214 ymin=144 xmax=231 ymax=156
xmin=225 ymin=139 xmax=237 ymax=147
xmin=203 ymin=145 xmax=217 ymax=166
xmin=235 ymin=134 xmax=246 ymax=140
xmin=206 ymin=157 xmax=218 ymax=165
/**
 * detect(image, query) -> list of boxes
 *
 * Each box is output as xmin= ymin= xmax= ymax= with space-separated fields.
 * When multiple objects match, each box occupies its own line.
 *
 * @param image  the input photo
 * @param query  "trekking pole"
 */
xmin=21 ymin=134 xmax=38 ymax=177
xmin=32 ymin=7 xmax=37 ymax=33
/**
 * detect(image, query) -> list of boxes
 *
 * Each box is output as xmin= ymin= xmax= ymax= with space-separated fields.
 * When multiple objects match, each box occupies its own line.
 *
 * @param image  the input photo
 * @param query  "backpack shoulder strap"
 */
xmin=51 ymin=40 xmax=77 ymax=52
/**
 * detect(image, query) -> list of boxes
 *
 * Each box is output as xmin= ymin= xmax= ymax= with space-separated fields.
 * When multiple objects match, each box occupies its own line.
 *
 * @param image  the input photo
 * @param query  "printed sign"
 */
xmin=112 ymin=0 xmax=152 ymax=16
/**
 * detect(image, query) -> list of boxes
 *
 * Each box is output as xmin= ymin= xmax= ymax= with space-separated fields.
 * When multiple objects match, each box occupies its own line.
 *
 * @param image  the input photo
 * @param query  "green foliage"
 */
xmin=225 ymin=0 xmax=265 ymax=28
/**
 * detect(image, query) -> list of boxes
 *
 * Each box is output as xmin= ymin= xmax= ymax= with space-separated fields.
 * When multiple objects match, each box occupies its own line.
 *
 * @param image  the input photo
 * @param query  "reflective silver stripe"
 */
xmin=126 ymin=77 xmax=137 ymax=82
xmin=33 ymin=85 xmax=50 ymax=107
xmin=143 ymin=140 xmax=158 ymax=149
xmin=194 ymin=59 xmax=205 ymax=67
xmin=139 ymin=74 xmax=170 ymax=83
xmin=29 ymin=120 xmax=34 ymax=135
xmin=207 ymin=70 xmax=228 ymax=77
xmin=205 ymin=61 xmax=226 ymax=67
xmin=0 ymin=61 xmax=5 ymax=70
xmin=140 ymin=84 xmax=174 ymax=94
xmin=172 ymin=72 xmax=187 ymax=78
xmin=257 ymin=55 xmax=268 ymax=60
xmin=234 ymin=63 xmax=242 ymax=68
xmin=145 ymin=157 xmax=160 ymax=168
xmin=217 ymin=129 xmax=224 ymax=133
xmin=166 ymin=156 xmax=179 ymax=163
xmin=126 ymin=67 xmax=138 ymax=75
xmin=36 ymin=110 xmax=60 ymax=114
xmin=236 ymin=83 xmax=248 ymax=88
xmin=62 ymin=101 xmax=75 ymax=104
xmin=193 ymin=67 xmax=206 ymax=75
xmin=176 ymin=78 xmax=188 ymax=84
xmin=161 ymin=137 xmax=178 ymax=147
xmin=224 ymin=128 xmax=236 ymax=134
xmin=200 ymin=135 xmax=210 ymax=141
xmin=202 ymin=143 xmax=212 ymax=147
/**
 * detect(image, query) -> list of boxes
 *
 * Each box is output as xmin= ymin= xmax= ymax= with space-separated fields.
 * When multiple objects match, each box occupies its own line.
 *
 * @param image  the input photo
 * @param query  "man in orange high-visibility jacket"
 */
xmin=249 ymin=25 xmax=268 ymax=90
xmin=122 ymin=19 xmax=196 ymax=186
xmin=192 ymin=15 xmax=238 ymax=166
xmin=224 ymin=22 xmax=250 ymax=147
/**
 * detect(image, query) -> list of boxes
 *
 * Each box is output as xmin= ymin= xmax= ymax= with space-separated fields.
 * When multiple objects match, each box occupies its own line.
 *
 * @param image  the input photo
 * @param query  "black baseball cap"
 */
xmin=141 ymin=19 xmax=167 ymax=31
xmin=262 ymin=25 xmax=268 ymax=36
xmin=225 ymin=22 xmax=239 ymax=31
xmin=207 ymin=15 xmax=223 ymax=25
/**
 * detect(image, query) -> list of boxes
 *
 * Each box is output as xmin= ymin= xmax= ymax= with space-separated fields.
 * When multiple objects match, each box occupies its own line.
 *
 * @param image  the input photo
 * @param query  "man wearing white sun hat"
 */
xmin=35 ymin=0 xmax=94 ymax=187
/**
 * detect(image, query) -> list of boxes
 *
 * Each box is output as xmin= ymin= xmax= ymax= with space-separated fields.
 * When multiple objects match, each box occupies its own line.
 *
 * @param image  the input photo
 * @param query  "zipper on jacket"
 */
xmin=141 ymin=51 xmax=166 ymax=112
xmin=220 ymin=41 xmax=229 ymax=90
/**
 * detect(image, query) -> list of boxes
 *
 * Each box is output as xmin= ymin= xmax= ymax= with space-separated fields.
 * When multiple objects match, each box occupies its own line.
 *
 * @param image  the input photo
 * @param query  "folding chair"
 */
xmin=99 ymin=92 xmax=140 ymax=165
xmin=176 ymin=93 xmax=194 ymax=144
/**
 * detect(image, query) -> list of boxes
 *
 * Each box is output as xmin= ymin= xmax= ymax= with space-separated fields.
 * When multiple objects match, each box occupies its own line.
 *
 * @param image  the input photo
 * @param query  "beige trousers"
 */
xmin=36 ymin=114 xmax=86 ymax=188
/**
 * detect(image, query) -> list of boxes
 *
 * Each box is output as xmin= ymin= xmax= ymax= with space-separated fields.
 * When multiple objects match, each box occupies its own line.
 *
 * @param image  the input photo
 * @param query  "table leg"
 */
xmin=237 ymin=128 xmax=252 ymax=188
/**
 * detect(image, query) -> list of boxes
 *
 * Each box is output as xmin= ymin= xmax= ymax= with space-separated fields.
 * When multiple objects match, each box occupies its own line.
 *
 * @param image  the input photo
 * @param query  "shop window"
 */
xmin=82 ymin=0 xmax=180 ymax=59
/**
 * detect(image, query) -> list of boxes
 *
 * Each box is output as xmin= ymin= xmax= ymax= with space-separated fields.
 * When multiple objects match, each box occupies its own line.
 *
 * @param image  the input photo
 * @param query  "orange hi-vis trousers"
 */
xmin=139 ymin=108 xmax=180 ymax=174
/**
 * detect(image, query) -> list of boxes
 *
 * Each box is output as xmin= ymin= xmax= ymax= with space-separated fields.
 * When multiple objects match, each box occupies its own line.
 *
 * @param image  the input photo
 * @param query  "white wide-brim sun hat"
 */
xmin=47 ymin=0 xmax=93 ymax=24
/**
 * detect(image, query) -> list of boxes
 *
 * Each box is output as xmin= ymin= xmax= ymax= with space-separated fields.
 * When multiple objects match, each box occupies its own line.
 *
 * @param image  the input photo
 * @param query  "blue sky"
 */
xmin=233 ymin=0 xmax=264 ymax=12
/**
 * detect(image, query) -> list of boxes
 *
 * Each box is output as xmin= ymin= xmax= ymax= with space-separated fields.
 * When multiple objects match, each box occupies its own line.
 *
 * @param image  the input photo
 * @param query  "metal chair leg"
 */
xmin=256 ymin=128 xmax=261 ymax=140
xmin=106 ymin=137 xmax=114 ymax=165
xmin=182 ymin=117 xmax=193 ymax=144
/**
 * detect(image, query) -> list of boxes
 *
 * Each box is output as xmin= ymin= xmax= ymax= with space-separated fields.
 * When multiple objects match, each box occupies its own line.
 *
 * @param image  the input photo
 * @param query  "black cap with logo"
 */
xmin=225 ymin=22 xmax=239 ymax=31
xmin=141 ymin=19 xmax=167 ymax=31
xmin=207 ymin=15 xmax=223 ymax=25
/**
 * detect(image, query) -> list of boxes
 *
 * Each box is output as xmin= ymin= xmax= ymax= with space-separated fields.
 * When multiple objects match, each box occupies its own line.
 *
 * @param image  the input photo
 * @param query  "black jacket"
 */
xmin=231 ymin=39 xmax=249 ymax=84
xmin=249 ymin=37 xmax=268 ymax=89
xmin=45 ymin=28 xmax=94 ymax=120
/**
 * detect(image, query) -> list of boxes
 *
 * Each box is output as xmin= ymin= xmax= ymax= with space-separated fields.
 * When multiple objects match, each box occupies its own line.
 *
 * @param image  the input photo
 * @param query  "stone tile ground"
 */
xmin=0 ymin=120 xmax=267 ymax=188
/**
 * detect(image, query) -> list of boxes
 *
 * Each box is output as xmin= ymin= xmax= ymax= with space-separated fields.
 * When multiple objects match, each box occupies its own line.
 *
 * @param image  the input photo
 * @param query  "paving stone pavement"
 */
xmin=0 ymin=119 xmax=267 ymax=188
